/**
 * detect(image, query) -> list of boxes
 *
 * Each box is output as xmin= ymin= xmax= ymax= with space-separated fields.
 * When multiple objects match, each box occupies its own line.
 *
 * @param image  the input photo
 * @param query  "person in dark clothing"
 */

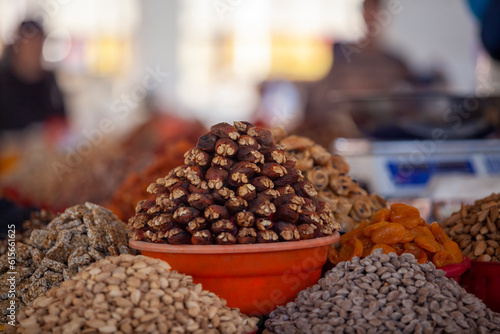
xmin=0 ymin=21 xmax=66 ymax=132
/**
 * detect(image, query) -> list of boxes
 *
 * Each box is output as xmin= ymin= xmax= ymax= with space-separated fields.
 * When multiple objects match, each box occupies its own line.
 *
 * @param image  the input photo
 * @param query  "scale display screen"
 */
xmin=387 ymin=161 xmax=475 ymax=186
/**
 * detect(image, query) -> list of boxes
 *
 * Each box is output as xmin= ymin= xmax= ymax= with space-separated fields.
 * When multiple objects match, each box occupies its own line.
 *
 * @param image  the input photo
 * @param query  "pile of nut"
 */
xmin=10 ymin=254 xmax=259 ymax=334
xmin=0 ymin=210 xmax=55 ymax=255
xmin=441 ymin=193 xmax=500 ymax=262
xmin=274 ymin=133 xmax=386 ymax=232
xmin=0 ymin=203 xmax=136 ymax=323
xmin=128 ymin=121 xmax=340 ymax=245
xmin=266 ymin=249 xmax=500 ymax=333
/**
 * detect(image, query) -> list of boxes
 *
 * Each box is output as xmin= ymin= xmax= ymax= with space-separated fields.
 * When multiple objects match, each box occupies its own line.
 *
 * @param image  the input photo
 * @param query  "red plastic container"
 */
xmin=440 ymin=256 xmax=470 ymax=283
xmin=130 ymin=234 xmax=339 ymax=316
xmin=460 ymin=260 xmax=500 ymax=312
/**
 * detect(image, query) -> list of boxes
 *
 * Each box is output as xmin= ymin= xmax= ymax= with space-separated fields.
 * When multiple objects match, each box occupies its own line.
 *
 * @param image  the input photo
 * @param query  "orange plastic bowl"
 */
xmin=460 ymin=260 xmax=500 ymax=312
xmin=440 ymin=256 xmax=470 ymax=283
xmin=130 ymin=233 xmax=339 ymax=316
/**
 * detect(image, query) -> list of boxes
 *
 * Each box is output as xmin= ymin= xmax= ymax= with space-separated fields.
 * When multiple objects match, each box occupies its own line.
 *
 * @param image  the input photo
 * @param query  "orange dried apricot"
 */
xmin=429 ymin=222 xmax=449 ymax=244
xmin=398 ymin=216 xmax=424 ymax=230
xmin=339 ymin=237 xmax=363 ymax=262
xmin=340 ymin=221 xmax=367 ymax=245
xmin=414 ymin=236 xmax=442 ymax=253
xmin=443 ymin=240 xmax=463 ymax=263
xmin=410 ymin=226 xmax=434 ymax=239
xmin=402 ymin=242 xmax=424 ymax=259
xmin=363 ymin=221 xmax=389 ymax=238
xmin=417 ymin=251 xmax=428 ymax=264
xmin=371 ymin=223 xmax=407 ymax=245
xmin=432 ymin=250 xmax=456 ymax=268
xmin=400 ymin=229 xmax=415 ymax=243
xmin=389 ymin=203 xmax=420 ymax=222
xmin=328 ymin=246 xmax=341 ymax=265
xmin=392 ymin=243 xmax=405 ymax=255
xmin=371 ymin=244 xmax=397 ymax=255
xmin=370 ymin=207 xmax=390 ymax=224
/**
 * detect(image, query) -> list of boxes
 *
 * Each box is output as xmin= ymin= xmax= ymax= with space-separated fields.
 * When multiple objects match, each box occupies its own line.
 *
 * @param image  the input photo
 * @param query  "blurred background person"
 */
xmin=0 ymin=21 xmax=66 ymax=134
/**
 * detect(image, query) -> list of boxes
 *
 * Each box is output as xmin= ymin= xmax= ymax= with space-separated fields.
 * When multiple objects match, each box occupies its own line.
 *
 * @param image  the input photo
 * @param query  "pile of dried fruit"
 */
xmin=0 ymin=203 xmax=136 ymax=323
xmin=10 ymin=254 xmax=259 ymax=334
xmin=274 ymin=133 xmax=385 ymax=232
xmin=441 ymin=193 xmax=500 ymax=262
xmin=266 ymin=249 xmax=500 ymax=333
xmin=330 ymin=203 xmax=464 ymax=268
xmin=0 ymin=210 xmax=55 ymax=255
xmin=128 ymin=121 xmax=340 ymax=245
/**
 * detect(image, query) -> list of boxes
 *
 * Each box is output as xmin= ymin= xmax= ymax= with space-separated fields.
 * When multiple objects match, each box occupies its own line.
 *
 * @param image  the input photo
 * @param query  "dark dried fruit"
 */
xmin=224 ymin=197 xmax=248 ymax=213
xmin=211 ymin=122 xmax=240 ymax=140
xmin=197 ymin=132 xmax=218 ymax=152
xmin=187 ymin=193 xmax=214 ymax=211
xmin=235 ymin=211 xmax=255 ymax=228
xmin=251 ymin=176 xmax=274 ymax=192
xmin=173 ymin=207 xmax=200 ymax=224
xmin=237 ymin=228 xmax=257 ymax=244
xmin=191 ymin=230 xmax=213 ymax=245
xmin=206 ymin=167 xmax=228 ymax=190
xmin=215 ymin=138 xmax=238 ymax=157
xmin=215 ymin=232 xmax=237 ymax=245
xmin=204 ymin=205 xmax=230 ymax=222
xmin=211 ymin=219 xmax=236 ymax=234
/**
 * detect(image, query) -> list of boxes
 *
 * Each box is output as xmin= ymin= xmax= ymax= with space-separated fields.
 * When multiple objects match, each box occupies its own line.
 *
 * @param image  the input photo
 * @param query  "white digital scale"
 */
xmin=333 ymin=139 xmax=500 ymax=199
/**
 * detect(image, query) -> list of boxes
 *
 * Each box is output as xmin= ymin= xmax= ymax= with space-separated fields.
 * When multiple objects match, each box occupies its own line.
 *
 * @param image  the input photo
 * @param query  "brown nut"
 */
xmin=249 ymin=197 xmax=276 ymax=217
xmin=257 ymin=230 xmax=279 ymax=243
xmin=211 ymin=122 xmax=240 ymax=140
xmin=212 ymin=187 xmax=235 ymax=204
xmin=167 ymin=228 xmax=192 ymax=245
xmin=215 ymin=138 xmax=238 ymax=157
xmin=273 ymin=193 xmax=306 ymax=208
xmin=256 ymin=218 xmax=274 ymax=231
xmin=251 ymin=176 xmax=274 ymax=192
xmin=205 ymin=167 xmax=228 ymax=190
xmin=215 ymin=232 xmax=237 ymax=245
xmin=225 ymin=197 xmax=248 ymax=213
xmin=188 ymin=181 xmax=211 ymax=194
xmin=261 ymin=163 xmax=288 ymax=179
xmin=187 ymin=193 xmax=215 ymax=211
xmin=186 ymin=217 xmax=207 ymax=234
xmin=274 ymin=222 xmax=300 ymax=241
xmin=274 ymin=203 xmax=301 ymax=224
xmin=297 ymin=224 xmax=316 ymax=240
xmin=185 ymin=166 xmax=205 ymax=186
xmin=235 ymin=211 xmax=255 ymax=227
xmin=204 ymin=205 xmax=230 ymax=222
xmin=236 ymin=147 xmax=265 ymax=164
xmin=266 ymin=149 xmax=287 ymax=164
xmin=169 ymin=182 xmax=190 ymax=200
xmin=156 ymin=195 xmax=184 ymax=213
xmin=292 ymin=181 xmax=318 ymax=198
xmin=184 ymin=148 xmax=211 ymax=167
xmin=135 ymin=199 xmax=156 ymax=213
xmin=211 ymin=155 xmax=234 ymax=170
xmin=237 ymin=184 xmax=257 ymax=201
xmin=236 ymin=227 xmax=257 ymax=244
xmin=191 ymin=230 xmax=213 ymax=245
xmin=238 ymin=135 xmax=259 ymax=149
xmin=173 ymin=207 xmax=200 ymax=225
xmin=234 ymin=121 xmax=253 ymax=134
xmin=247 ymin=126 xmax=274 ymax=147
xmin=211 ymin=219 xmax=236 ymax=234
xmin=276 ymin=185 xmax=295 ymax=196
xmin=196 ymin=132 xmax=218 ymax=152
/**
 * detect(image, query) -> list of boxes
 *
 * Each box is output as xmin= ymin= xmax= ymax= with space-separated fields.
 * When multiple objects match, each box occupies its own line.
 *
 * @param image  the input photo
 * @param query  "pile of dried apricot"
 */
xmin=329 ymin=203 xmax=464 ymax=268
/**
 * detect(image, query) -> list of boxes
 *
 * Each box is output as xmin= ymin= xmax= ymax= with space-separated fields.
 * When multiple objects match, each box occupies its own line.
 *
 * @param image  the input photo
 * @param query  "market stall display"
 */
xmin=128 ymin=121 xmax=340 ymax=245
xmin=275 ymin=133 xmax=386 ymax=232
xmin=0 ymin=203 xmax=136 ymax=324
xmin=330 ymin=203 xmax=464 ymax=269
xmin=265 ymin=249 xmax=500 ymax=333
xmin=10 ymin=254 xmax=259 ymax=334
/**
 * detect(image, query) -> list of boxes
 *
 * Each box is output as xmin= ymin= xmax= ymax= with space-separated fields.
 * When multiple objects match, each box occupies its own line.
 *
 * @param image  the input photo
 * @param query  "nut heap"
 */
xmin=0 ymin=210 xmax=55 ymax=256
xmin=330 ymin=203 xmax=464 ymax=268
xmin=10 ymin=255 xmax=259 ymax=334
xmin=275 ymin=133 xmax=386 ymax=232
xmin=0 ymin=203 xmax=136 ymax=324
xmin=128 ymin=121 xmax=340 ymax=245
xmin=441 ymin=193 xmax=500 ymax=262
xmin=265 ymin=249 xmax=500 ymax=334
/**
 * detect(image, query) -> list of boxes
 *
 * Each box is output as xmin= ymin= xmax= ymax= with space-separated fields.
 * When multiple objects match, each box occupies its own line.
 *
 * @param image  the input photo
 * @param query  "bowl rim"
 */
xmin=130 ymin=233 xmax=339 ymax=254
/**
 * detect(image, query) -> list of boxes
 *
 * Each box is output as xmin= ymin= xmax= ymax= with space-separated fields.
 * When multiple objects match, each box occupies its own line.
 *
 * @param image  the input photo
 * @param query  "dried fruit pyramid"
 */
xmin=128 ymin=121 xmax=340 ymax=245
